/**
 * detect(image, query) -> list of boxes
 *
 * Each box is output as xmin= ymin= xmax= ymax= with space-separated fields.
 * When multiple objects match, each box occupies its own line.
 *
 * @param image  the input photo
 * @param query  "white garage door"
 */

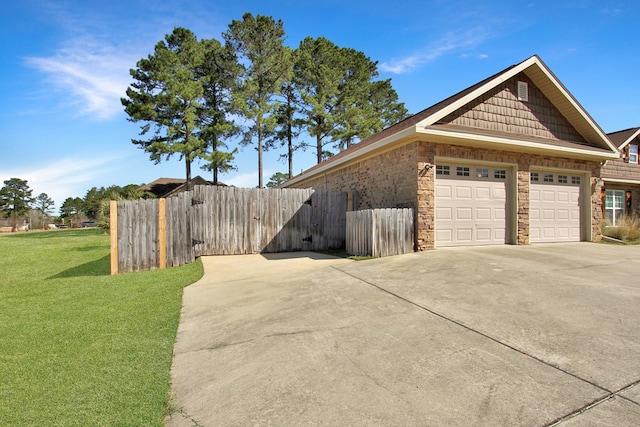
xmin=530 ymin=171 xmax=581 ymax=243
xmin=435 ymin=164 xmax=508 ymax=247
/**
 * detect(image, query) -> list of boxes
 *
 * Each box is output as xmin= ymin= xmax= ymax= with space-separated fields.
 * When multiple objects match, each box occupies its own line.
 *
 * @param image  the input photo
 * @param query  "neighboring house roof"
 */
xmin=284 ymin=55 xmax=618 ymax=187
xmin=607 ymin=127 xmax=640 ymax=150
xmin=141 ymin=176 xmax=224 ymax=198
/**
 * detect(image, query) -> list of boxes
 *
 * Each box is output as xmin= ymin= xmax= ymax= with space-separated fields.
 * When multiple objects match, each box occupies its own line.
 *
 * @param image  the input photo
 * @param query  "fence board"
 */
xmin=346 ymin=208 xmax=414 ymax=257
xmin=113 ymin=186 xmax=348 ymax=272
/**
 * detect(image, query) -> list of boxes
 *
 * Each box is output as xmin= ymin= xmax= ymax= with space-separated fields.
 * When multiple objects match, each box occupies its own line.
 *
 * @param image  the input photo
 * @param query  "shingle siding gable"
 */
xmin=438 ymin=74 xmax=587 ymax=144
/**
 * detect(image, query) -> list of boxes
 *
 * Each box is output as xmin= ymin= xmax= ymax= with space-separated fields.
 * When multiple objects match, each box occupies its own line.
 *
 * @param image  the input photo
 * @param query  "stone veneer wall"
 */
xmin=289 ymin=140 xmax=603 ymax=250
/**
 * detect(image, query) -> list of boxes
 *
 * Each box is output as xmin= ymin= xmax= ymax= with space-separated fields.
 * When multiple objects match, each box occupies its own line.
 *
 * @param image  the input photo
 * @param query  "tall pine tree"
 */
xmin=197 ymin=38 xmax=240 ymax=184
xmin=122 ymin=27 xmax=206 ymax=191
xmin=224 ymin=13 xmax=291 ymax=188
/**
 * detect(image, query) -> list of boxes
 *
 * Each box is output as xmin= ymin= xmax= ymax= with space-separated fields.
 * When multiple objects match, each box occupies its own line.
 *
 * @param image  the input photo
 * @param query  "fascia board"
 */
xmin=283 ymin=126 xmax=418 ymax=187
xmin=418 ymin=127 xmax=619 ymax=161
xmin=617 ymin=128 xmax=640 ymax=151
xmin=529 ymin=62 xmax=619 ymax=154
xmin=602 ymin=178 xmax=640 ymax=185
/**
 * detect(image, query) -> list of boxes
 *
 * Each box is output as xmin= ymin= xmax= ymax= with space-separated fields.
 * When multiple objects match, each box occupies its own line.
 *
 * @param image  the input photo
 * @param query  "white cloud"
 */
xmin=380 ymin=27 xmax=493 ymax=74
xmin=24 ymin=39 xmax=140 ymax=121
xmin=225 ymin=168 xmax=275 ymax=189
xmin=0 ymin=155 xmax=124 ymax=210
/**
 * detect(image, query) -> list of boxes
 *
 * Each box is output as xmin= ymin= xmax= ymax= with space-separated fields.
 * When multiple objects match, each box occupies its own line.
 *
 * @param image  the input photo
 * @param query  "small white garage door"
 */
xmin=435 ymin=164 xmax=508 ymax=247
xmin=530 ymin=171 xmax=582 ymax=243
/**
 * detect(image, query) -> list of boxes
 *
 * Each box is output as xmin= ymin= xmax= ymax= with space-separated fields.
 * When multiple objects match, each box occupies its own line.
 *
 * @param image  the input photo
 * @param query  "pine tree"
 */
xmin=224 ymin=13 xmax=292 ymax=188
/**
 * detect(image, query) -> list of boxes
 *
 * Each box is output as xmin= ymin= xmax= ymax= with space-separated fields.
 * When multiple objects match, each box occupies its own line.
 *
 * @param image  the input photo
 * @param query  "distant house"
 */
xmin=601 ymin=127 xmax=640 ymax=225
xmin=140 ymin=176 xmax=225 ymax=198
xmin=283 ymin=55 xmax=619 ymax=249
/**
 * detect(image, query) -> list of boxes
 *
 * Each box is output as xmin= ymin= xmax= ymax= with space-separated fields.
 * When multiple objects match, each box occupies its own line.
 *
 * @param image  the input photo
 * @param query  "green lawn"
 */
xmin=0 ymin=229 xmax=203 ymax=426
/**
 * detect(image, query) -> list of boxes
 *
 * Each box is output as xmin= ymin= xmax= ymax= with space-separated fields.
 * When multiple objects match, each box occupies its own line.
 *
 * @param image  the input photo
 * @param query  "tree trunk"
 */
xmin=288 ymin=122 xmax=293 ymax=177
xmin=258 ymin=125 xmax=264 ymax=188
xmin=185 ymin=157 xmax=192 ymax=192
xmin=316 ymin=133 xmax=323 ymax=164
xmin=212 ymin=136 xmax=219 ymax=185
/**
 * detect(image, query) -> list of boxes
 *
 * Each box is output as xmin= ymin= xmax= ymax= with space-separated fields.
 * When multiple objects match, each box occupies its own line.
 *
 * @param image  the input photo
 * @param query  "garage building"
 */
xmin=282 ymin=55 xmax=619 ymax=249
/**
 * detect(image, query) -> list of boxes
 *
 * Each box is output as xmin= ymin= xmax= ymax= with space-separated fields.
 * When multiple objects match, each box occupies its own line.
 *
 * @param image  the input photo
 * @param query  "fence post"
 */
xmin=158 ymin=198 xmax=167 ymax=269
xmin=110 ymin=200 xmax=118 ymax=275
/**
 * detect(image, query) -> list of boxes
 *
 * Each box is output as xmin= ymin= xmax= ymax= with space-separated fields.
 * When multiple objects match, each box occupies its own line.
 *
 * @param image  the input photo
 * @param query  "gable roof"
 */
xmin=284 ymin=55 xmax=618 ymax=187
xmin=141 ymin=176 xmax=223 ymax=198
xmin=607 ymin=127 xmax=640 ymax=149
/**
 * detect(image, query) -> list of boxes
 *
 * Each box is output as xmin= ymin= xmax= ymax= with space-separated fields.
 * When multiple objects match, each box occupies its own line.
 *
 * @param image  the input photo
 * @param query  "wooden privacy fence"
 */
xmin=110 ymin=186 xmax=348 ymax=274
xmin=346 ymin=208 xmax=415 ymax=257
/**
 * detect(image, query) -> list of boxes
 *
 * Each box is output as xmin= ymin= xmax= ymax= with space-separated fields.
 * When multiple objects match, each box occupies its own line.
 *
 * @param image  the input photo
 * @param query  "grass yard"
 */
xmin=0 ymin=229 xmax=203 ymax=426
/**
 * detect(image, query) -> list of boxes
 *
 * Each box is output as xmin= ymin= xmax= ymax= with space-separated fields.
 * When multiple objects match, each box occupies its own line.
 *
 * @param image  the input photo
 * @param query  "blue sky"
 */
xmin=1 ymin=0 xmax=638 ymax=210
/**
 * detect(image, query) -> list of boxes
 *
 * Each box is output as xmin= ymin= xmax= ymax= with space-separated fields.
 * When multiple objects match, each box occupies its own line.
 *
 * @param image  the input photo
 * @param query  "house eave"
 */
xmin=418 ymin=127 xmax=619 ymax=161
xmin=602 ymin=177 xmax=640 ymax=185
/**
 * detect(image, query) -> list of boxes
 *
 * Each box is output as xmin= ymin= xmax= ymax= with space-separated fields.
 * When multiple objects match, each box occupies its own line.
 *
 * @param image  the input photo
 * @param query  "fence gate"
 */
xmin=189 ymin=186 xmax=347 ymax=256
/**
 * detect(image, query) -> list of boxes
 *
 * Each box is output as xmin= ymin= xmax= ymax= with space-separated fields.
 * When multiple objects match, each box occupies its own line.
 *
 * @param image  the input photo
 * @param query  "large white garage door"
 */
xmin=530 ymin=171 xmax=582 ymax=243
xmin=435 ymin=164 xmax=508 ymax=247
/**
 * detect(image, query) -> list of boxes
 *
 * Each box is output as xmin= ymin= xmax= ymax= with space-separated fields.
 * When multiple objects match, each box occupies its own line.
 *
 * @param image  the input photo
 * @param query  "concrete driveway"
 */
xmin=165 ymin=243 xmax=640 ymax=426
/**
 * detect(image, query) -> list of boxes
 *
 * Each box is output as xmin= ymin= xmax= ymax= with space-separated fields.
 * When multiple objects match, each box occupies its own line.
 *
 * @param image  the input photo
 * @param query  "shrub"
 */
xmin=603 ymin=215 xmax=640 ymax=241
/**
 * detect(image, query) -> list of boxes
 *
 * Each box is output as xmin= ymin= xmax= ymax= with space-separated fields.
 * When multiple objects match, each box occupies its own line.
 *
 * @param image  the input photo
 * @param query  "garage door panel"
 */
xmin=542 ymin=190 xmax=555 ymax=202
xmin=436 ymin=229 xmax=453 ymax=244
xmin=530 ymin=209 xmax=540 ymax=220
xmin=476 ymin=187 xmax=491 ymax=199
xmin=436 ymin=166 xmax=508 ymax=247
xmin=557 ymin=191 xmax=570 ymax=202
xmin=436 ymin=207 xmax=452 ymax=220
xmin=456 ymin=207 xmax=472 ymax=220
xmin=456 ymin=229 xmax=473 ymax=242
xmin=476 ymin=208 xmax=491 ymax=220
xmin=456 ymin=186 xmax=472 ymax=199
xmin=436 ymin=185 xmax=452 ymax=198
xmin=476 ymin=228 xmax=492 ymax=241
xmin=530 ymin=177 xmax=581 ymax=243
xmin=530 ymin=228 xmax=540 ymax=239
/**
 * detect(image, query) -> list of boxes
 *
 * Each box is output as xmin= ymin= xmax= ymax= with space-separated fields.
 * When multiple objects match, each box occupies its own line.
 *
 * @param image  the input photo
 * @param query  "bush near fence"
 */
xmin=346 ymin=208 xmax=415 ymax=257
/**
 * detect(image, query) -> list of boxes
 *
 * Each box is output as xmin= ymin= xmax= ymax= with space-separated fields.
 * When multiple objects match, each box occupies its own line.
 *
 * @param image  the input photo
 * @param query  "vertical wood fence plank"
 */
xmin=158 ymin=198 xmax=166 ymax=269
xmin=345 ymin=208 xmax=415 ymax=257
xmin=110 ymin=200 xmax=118 ymax=275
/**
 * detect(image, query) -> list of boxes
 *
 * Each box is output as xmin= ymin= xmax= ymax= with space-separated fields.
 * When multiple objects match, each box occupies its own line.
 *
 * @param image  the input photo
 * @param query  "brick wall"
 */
xmin=297 ymin=143 xmax=418 ymax=210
